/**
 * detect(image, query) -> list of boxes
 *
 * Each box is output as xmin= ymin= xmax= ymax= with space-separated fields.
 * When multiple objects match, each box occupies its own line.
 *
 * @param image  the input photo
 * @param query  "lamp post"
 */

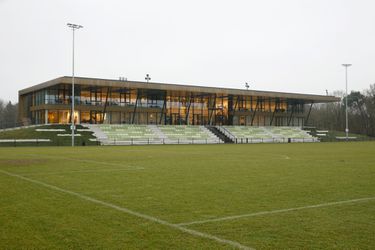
xmin=67 ymin=23 xmax=83 ymax=147
xmin=342 ymin=64 xmax=351 ymax=141
xmin=145 ymin=74 xmax=151 ymax=83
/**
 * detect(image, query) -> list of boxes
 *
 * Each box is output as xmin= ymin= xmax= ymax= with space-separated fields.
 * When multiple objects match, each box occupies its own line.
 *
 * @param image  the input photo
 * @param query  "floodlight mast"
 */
xmin=145 ymin=74 xmax=151 ymax=83
xmin=342 ymin=64 xmax=351 ymax=141
xmin=67 ymin=23 xmax=83 ymax=147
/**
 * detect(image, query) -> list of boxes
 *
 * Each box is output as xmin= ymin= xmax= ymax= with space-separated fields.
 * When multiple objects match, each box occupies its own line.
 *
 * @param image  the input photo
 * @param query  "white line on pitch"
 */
xmin=177 ymin=196 xmax=375 ymax=226
xmin=0 ymin=170 xmax=253 ymax=250
xmin=19 ymin=167 xmax=144 ymax=176
xmin=23 ymin=153 xmax=142 ymax=170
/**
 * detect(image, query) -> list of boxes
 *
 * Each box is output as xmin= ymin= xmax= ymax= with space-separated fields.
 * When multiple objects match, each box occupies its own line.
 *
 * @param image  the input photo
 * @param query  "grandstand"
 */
xmin=89 ymin=125 xmax=222 ymax=145
xmin=158 ymin=125 xmax=220 ymax=144
xmin=86 ymin=124 xmax=317 ymax=145
xmin=217 ymin=126 xmax=317 ymax=143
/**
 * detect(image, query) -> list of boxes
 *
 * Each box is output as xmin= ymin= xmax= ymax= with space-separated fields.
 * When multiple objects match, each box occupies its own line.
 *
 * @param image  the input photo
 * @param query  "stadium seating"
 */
xmin=219 ymin=126 xmax=317 ymax=143
xmin=92 ymin=125 xmax=222 ymax=145
xmin=270 ymin=127 xmax=317 ymax=142
xmin=157 ymin=125 xmax=221 ymax=144
xmin=89 ymin=124 xmax=316 ymax=145
xmin=97 ymin=124 xmax=161 ymax=145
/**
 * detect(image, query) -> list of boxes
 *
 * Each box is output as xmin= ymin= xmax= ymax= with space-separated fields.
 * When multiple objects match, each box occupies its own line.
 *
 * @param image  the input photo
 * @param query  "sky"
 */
xmin=0 ymin=0 xmax=374 ymax=103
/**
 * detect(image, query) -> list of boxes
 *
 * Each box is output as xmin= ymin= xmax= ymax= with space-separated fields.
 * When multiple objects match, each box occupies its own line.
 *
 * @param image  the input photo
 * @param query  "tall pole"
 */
xmin=67 ymin=23 xmax=83 ymax=147
xmin=342 ymin=64 xmax=351 ymax=141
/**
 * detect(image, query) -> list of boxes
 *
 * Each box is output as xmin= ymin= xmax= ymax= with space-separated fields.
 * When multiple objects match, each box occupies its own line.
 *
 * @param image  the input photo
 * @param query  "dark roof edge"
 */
xmin=19 ymin=76 xmax=340 ymax=103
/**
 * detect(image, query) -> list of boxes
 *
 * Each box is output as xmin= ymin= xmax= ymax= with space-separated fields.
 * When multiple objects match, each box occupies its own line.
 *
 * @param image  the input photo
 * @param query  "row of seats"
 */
xmin=99 ymin=125 xmax=159 ymax=141
xmin=271 ymin=127 xmax=312 ymax=139
xmin=95 ymin=125 xmax=317 ymax=145
xmin=97 ymin=125 xmax=221 ymax=145
xmin=158 ymin=126 xmax=212 ymax=140
xmin=221 ymin=126 xmax=316 ymax=142
xmin=222 ymin=126 xmax=272 ymax=139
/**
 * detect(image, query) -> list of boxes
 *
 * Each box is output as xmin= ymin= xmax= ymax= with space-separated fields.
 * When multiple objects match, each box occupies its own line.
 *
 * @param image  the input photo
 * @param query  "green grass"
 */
xmin=313 ymin=129 xmax=374 ymax=142
xmin=0 ymin=142 xmax=374 ymax=249
xmin=0 ymin=125 xmax=97 ymax=146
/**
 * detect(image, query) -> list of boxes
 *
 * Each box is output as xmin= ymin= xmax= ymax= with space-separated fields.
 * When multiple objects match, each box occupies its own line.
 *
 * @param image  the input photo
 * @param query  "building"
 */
xmin=18 ymin=76 xmax=339 ymax=126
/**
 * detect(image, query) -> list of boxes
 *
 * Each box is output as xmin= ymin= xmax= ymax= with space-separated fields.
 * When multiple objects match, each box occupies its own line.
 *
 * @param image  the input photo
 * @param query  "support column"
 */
xmin=45 ymin=110 xmax=48 ymax=124
xmin=287 ymin=105 xmax=294 ymax=126
xmin=304 ymin=102 xmax=314 ymax=126
xmin=251 ymin=100 xmax=259 ymax=126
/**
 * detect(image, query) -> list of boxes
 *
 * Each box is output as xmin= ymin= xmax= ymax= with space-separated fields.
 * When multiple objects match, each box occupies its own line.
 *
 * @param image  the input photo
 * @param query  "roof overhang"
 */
xmin=19 ymin=76 xmax=340 ymax=103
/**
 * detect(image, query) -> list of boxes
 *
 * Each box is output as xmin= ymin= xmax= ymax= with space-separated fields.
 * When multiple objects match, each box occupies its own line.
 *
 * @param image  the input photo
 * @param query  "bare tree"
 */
xmin=0 ymin=100 xmax=18 ymax=129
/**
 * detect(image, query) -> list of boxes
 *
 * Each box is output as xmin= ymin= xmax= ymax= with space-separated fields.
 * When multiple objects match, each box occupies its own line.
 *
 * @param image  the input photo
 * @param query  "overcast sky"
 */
xmin=1 ymin=0 xmax=374 ymax=102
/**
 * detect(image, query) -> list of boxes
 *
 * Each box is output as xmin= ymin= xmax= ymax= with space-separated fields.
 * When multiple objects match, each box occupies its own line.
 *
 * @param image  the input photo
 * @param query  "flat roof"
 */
xmin=19 ymin=76 xmax=340 ymax=103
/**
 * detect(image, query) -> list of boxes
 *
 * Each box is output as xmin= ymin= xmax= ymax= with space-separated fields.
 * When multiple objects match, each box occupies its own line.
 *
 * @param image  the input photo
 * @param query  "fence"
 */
xmin=102 ymin=138 xmax=224 ymax=146
xmin=234 ymin=137 xmax=319 ymax=144
xmin=0 ymin=138 xmax=101 ymax=147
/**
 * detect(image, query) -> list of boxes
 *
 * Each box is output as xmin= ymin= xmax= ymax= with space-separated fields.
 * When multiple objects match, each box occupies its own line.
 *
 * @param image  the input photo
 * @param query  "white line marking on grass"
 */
xmin=20 ymin=167 xmax=144 ymax=176
xmin=177 ymin=196 xmax=375 ymax=226
xmin=23 ymin=154 xmax=142 ymax=170
xmin=0 ymin=170 xmax=253 ymax=250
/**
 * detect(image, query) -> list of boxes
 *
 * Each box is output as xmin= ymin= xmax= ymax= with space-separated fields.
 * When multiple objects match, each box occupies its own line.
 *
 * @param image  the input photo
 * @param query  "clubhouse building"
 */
xmin=18 ymin=76 xmax=339 ymax=126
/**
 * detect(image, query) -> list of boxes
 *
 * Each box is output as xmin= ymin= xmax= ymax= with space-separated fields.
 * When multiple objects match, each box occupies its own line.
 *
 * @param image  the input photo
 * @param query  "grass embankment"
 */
xmin=0 ymin=125 xmax=97 ymax=146
xmin=318 ymin=130 xmax=373 ymax=142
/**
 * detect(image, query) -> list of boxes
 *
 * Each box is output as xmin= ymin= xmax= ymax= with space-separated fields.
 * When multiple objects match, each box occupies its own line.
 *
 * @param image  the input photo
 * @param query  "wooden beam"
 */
xmin=185 ymin=94 xmax=193 ymax=125
xmin=132 ymin=91 xmax=140 ymax=124
xmin=287 ymin=105 xmax=294 ymax=126
xmin=102 ymin=87 xmax=111 ymax=123
xmin=159 ymin=95 xmax=167 ymax=125
xmin=251 ymin=99 xmax=259 ymax=126
xmin=270 ymin=104 xmax=277 ymax=126
xmin=304 ymin=102 xmax=314 ymax=125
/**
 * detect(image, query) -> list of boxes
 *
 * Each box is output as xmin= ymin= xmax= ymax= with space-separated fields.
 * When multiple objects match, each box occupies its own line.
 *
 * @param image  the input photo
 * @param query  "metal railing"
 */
xmin=233 ymin=137 xmax=320 ymax=144
xmin=102 ymin=138 xmax=224 ymax=146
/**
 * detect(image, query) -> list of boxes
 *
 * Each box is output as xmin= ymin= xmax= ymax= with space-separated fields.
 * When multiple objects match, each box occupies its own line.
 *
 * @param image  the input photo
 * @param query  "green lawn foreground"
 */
xmin=0 ymin=142 xmax=374 ymax=249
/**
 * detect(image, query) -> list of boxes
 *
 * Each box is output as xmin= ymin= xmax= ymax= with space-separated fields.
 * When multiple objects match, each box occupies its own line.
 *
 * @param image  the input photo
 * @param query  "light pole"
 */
xmin=342 ymin=64 xmax=351 ymax=141
xmin=67 ymin=23 xmax=83 ymax=147
xmin=145 ymin=74 xmax=151 ymax=83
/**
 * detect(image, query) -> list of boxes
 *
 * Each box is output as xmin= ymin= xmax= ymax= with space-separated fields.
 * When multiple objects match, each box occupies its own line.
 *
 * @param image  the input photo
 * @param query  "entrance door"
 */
xmin=193 ymin=114 xmax=202 ymax=125
xmin=240 ymin=116 xmax=246 ymax=126
xmin=90 ymin=111 xmax=103 ymax=124
xmin=171 ymin=113 xmax=180 ymax=125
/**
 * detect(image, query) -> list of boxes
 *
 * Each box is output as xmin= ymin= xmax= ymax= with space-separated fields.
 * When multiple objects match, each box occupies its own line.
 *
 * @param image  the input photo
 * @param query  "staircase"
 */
xmin=206 ymin=126 xmax=234 ymax=143
xmin=86 ymin=124 xmax=108 ymax=144
xmin=148 ymin=125 xmax=167 ymax=140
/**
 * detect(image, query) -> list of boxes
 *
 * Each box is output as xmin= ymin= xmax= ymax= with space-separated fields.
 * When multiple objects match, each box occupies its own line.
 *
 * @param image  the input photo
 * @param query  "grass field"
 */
xmin=0 ymin=142 xmax=374 ymax=249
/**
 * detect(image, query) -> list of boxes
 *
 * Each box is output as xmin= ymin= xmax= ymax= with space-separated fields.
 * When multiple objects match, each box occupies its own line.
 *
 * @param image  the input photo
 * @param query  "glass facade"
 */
xmin=22 ymin=83 xmax=308 ymax=126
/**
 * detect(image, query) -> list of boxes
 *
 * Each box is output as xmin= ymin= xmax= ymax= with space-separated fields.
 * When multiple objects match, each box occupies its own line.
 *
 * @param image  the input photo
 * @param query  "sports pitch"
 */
xmin=0 ymin=142 xmax=374 ymax=249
